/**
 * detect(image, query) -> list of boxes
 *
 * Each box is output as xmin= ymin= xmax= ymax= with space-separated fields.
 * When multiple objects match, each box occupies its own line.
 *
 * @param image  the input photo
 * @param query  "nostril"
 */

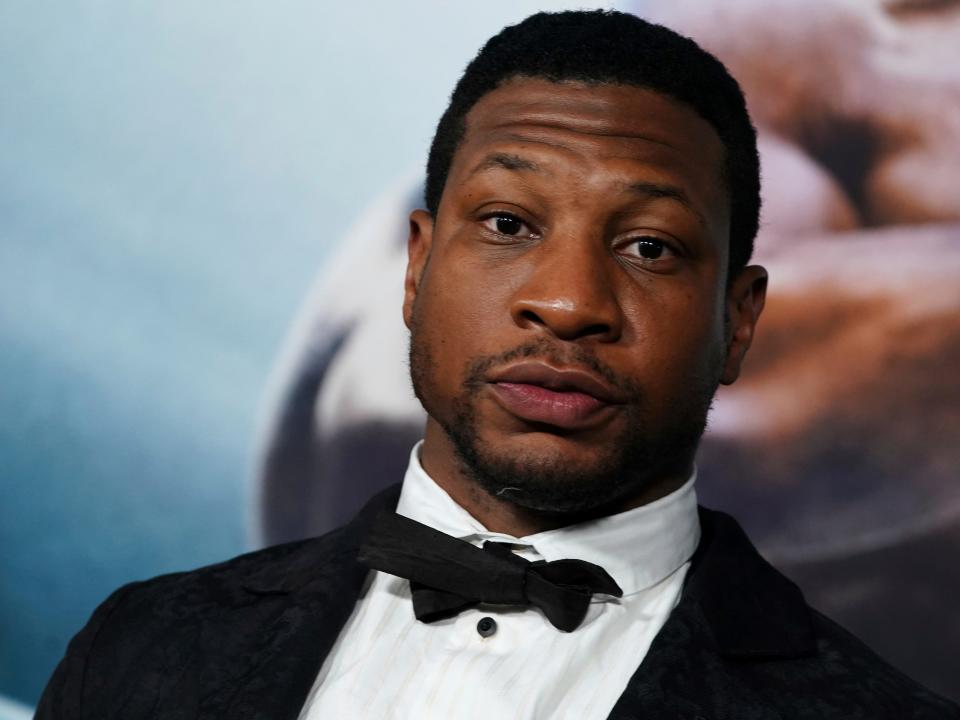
xmin=519 ymin=309 xmax=543 ymax=325
xmin=582 ymin=323 xmax=611 ymax=338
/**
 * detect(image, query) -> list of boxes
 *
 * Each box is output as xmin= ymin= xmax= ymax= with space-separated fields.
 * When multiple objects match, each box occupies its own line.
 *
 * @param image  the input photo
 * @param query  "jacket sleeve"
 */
xmin=34 ymin=583 xmax=137 ymax=720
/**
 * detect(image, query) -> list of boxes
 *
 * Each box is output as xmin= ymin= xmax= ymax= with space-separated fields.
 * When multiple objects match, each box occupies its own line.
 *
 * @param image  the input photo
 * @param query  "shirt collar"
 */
xmin=396 ymin=441 xmax=701 ymax=596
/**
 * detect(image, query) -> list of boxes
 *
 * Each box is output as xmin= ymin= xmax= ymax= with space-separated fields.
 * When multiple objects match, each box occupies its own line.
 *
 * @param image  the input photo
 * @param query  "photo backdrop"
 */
xmin=2 ymin=1 xmax=957 ymax=714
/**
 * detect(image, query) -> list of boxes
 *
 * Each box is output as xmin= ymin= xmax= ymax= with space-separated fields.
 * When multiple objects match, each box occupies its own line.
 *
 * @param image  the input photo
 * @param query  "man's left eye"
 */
xmin=621 ymin=237 xmax=674 ymax=261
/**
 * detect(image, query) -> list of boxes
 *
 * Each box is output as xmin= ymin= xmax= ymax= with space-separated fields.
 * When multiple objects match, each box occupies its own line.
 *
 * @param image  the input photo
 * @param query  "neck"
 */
xmin=419 ymin=422 xmax=690 ymax=537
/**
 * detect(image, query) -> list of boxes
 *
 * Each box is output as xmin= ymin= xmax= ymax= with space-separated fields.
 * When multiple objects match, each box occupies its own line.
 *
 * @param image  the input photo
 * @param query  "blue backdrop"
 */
xmin=0 ymin=1 xmax=604 ymax=712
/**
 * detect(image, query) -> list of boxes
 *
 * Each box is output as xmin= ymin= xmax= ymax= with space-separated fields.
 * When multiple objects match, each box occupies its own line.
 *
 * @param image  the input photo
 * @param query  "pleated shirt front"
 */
xmin=298 ymin=442 xmax=701 ymax=720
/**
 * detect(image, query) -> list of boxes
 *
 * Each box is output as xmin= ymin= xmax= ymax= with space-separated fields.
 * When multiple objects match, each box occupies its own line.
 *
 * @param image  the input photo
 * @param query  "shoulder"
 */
xmin=680 ymin=507 xmax=960 ymax=718
xmin=36 ymin=484 xmax=402 ymax=720
xmin=76 ymin=479 xmax=405 ymax=632
xmin=718 ymin=609 xmax=960 ymax=718
xmin=98 ymin=527 xmax=349 ymax=620
xmin=34 ymin=528 xmax=350 ymax=720
xmin=802 ymin=609 xmax=960 ymax=717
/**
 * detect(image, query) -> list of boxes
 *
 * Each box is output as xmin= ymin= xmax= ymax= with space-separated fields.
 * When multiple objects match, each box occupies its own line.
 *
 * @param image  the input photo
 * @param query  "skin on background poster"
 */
xmin=1 ymin=0 xmax=957 ymax=715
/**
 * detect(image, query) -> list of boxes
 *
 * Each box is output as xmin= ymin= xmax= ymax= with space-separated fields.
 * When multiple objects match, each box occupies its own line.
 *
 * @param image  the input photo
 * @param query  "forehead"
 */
xmin=448 ymin=77 xmax=728 ymax=230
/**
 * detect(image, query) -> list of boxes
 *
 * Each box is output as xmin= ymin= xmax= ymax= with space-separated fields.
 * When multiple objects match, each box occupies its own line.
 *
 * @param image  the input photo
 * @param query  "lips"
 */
xmin=487 ymin=362 xmax=623 ymax=430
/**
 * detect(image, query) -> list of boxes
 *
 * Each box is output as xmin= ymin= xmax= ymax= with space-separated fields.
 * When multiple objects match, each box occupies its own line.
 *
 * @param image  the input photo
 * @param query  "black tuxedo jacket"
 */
xmin=37 ymin=485 xmax=959 ymax=719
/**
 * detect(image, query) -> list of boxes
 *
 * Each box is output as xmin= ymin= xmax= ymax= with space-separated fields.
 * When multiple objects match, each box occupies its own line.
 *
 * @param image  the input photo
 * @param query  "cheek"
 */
xmin=621 ymin=288 xmax=725 ymax=379
xmin=428 ymin=244 xmax=517 ymax=331
xmin=414 ymin=259 xmax=509 ymax=388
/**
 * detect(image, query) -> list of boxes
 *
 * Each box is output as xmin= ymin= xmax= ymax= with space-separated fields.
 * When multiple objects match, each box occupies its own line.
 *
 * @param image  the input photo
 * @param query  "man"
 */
xmin=257 ymin=0 xmax=960 ymax=700
xmin=37 ymin=10 xmax=959 ymax=719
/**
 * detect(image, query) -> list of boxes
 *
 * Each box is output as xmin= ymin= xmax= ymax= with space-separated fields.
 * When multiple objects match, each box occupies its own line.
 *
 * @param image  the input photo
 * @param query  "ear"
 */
xmin=720 ymin=265 xmax=768 ymax=385
xmin=402 ymin=209 xmax=435 ymax=330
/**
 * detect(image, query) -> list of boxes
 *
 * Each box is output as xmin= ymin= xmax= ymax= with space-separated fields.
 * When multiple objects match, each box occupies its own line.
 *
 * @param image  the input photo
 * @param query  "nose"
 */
xmin=509 ymin=238 xmax=623 ymax=343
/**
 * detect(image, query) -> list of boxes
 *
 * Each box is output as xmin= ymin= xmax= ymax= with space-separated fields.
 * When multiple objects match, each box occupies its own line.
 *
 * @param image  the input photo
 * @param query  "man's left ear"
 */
xmin=720 ymin=265 xmax=768 ymax=385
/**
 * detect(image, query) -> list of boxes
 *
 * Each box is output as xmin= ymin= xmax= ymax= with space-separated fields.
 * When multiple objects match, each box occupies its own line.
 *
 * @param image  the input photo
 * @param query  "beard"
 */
xmin=409 ymin=318 xmax=722 ymax=516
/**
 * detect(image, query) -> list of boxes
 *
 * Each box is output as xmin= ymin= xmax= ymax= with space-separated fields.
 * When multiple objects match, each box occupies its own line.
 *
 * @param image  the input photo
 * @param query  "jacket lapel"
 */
xmin=186 ymin=493 xmax=813 ymax=719
xmin=607 ymin=507 xmax=816 ymax=719
xmin=199 ymin=485 xmax=402 ymax=720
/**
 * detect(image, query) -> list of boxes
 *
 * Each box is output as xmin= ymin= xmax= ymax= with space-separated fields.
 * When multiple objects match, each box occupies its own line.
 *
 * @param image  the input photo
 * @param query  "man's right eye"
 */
xmin=481 ymin=213 xmax=535 ymax=238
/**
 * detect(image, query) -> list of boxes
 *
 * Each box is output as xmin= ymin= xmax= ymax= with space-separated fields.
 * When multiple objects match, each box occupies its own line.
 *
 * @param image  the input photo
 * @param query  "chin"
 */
xmin=485 ymin=423 xmax=620 ymax=469
xmin=453 ymin=431 xmax=650 ymax=515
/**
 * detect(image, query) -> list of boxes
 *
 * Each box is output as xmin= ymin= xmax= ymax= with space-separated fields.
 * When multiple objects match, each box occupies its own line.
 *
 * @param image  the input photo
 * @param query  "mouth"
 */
xmin=486 ymin=362 xmax=624 ymax=430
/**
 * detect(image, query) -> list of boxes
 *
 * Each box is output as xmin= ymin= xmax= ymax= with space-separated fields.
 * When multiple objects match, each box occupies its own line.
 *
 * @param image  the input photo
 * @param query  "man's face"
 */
xmin=404 ymin=77 xmax=764 ymax=514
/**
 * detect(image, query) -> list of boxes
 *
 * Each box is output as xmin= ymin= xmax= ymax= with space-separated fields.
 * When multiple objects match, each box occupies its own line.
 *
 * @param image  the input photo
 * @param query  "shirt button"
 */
xmin=476 ymin=616 xmax=497 ymax=638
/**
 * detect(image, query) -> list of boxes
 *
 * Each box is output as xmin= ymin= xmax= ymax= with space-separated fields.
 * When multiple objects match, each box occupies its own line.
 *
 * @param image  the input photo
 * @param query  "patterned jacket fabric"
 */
xmin=37 ymin=485 xmax=960 ymax=720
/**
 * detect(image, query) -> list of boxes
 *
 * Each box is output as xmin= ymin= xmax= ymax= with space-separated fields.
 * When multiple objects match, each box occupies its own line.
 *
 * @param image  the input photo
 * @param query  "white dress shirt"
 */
xmin=298 ymin=443 xmax=701 ymax=720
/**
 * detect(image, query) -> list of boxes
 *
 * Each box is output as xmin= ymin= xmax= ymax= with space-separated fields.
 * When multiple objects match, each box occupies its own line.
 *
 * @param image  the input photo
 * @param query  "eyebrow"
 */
xmin=467 ymin=153 xmax=707 ymax=226
xmin=623 ymin=180 xmax=706 ymax=226
xmin=468 ymin=152 xmax=541 ymax=176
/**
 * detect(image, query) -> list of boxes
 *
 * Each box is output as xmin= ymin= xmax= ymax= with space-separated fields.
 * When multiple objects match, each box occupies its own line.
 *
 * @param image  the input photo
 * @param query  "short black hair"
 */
xmin=424 ymin=10 xmax=760 ymax=277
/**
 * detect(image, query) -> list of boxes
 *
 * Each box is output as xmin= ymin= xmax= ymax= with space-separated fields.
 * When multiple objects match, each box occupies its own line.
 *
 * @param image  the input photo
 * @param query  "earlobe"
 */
xmin=403 ymin=209 xmax=435 ymax=329
xmin=720 ymin=265 xmax=768 ymax=385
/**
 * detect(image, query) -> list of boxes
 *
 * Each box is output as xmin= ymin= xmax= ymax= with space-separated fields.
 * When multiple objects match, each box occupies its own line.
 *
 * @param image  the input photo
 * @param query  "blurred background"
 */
xmin=2 ymin=0 xmax=958 ymax=715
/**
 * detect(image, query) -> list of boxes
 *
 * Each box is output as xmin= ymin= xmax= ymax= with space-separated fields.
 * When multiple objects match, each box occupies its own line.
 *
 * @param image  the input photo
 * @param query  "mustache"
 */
xmin=462 ymin=338 xmax=639 ymax=398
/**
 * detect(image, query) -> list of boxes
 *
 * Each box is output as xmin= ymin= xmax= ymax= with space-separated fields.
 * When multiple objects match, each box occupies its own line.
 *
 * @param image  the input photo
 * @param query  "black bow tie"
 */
xmin=357 ymin=511 xmax=623 ymax=632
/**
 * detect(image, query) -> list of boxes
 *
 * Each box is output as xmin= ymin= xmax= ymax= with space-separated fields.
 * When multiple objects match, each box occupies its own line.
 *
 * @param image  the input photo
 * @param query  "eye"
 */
xmin=619 ymin=237 xmax=676 ymax=263
xmin=481 ymin=212 xmax=536 ymax=239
